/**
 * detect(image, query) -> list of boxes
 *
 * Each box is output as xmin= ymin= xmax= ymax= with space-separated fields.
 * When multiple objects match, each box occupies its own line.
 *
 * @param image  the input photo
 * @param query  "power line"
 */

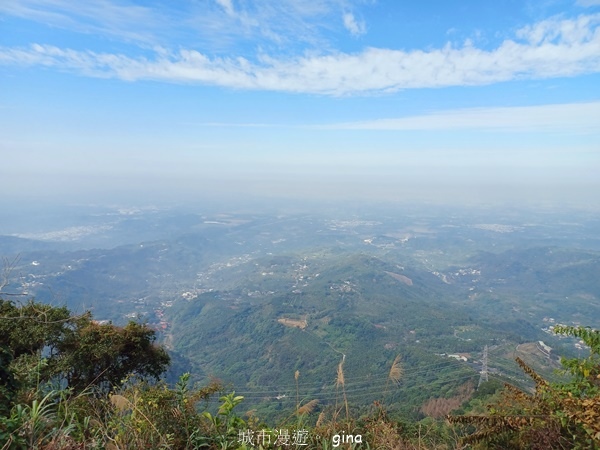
xmin=223 ymin=358 xmax=471 ymax=395
xmin=211 ymin=363 xmax=477 ymax=402
xmin=211 ymin=373 xmax=479 ymax=403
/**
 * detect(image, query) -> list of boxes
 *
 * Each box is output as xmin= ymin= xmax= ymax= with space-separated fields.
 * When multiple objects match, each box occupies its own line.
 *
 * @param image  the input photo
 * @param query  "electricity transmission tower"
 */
xmin=478 ymin=345 xmax=489 ymax=389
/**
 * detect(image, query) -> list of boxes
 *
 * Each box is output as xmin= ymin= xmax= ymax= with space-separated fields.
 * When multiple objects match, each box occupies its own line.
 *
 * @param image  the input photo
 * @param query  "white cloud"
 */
xmin=326 ymin=102 xmax=600 ymax=132
xmin=1 ymin=14 xmax=600 ymax=95
xmin=516 ymin=12 xmax=599 ymax=44
xmin=342 ymin=12 xmax=366 ymax=36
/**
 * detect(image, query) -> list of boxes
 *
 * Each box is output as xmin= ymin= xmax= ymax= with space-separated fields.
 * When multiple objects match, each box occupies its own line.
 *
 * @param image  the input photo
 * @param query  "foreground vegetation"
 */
xmin=449 ymin=325 xmax=600 ymax=449
xmin=1 ymin=299 xmax=599 ymax=449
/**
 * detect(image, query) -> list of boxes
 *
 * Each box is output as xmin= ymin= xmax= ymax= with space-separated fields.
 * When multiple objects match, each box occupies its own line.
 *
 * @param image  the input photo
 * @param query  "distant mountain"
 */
xmin=0 ymin=235 xmax=66 ymax=254
xmin=444 ymin=247 xmax=600 ymax=326
xmin=469 ymin=247 xmax=600 ymax=292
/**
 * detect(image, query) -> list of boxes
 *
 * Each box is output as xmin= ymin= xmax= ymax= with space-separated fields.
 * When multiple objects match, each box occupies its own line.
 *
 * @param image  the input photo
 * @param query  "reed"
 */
xmin=384 ymin=354 xmax=403 ymax=403
xmin=336 ymin=356 xmax=349 ymax=422
xmin=297 ymin=399 xmax=319 ymax=415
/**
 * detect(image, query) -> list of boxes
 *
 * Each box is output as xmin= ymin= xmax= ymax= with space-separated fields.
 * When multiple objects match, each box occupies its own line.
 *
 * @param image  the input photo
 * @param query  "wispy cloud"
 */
xmin=0 ymin=0 xmax=160 ymax=44
xmin=342 ymin=12 xmax=366 ymax=36
xmin=215 ymin=0 xmax=362 ymax=48
xmin=215 ymin=0 xmax=235 ymax=16
xmin=577 ymin=0 xmax=600 ymax=6
xmin=326 ymin=102 xmax=600 ymax=132
xmin=1 ymin=13 xmax=599 ymax=95
xmin=0 ymin=0 xmax=360 ymax=50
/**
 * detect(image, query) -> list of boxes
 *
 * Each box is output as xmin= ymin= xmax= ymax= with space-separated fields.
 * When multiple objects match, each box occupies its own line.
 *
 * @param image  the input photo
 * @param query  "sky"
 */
xmin=1 ymin=0 xmax=599 ymax=207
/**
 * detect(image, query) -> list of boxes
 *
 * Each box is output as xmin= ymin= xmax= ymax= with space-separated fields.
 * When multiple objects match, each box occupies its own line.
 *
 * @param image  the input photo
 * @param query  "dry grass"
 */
xmin=389 ymin=354 xmax=403 ymax=385
xmin=110 ymin=394 xmax=131 ymax=412
xmin=421 ymin=381 xmax=474 ymax=419
xmin=336 ymin=356 xmax=349 ymax=422
xmin=297 ymin=399 xmax=319 ymax=415
xmin=336 ymin=359 xmax=345 ymax=388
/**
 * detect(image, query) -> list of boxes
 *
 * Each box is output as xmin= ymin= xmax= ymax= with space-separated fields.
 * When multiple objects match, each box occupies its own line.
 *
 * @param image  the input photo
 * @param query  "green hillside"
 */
xmin=167 ymin=251 xmax=494 ymax=421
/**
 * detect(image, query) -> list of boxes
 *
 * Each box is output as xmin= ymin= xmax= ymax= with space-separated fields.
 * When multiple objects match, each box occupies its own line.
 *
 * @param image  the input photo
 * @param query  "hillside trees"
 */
xmin=0 ymin=299 xmax=73 ymax=359
xmin=0 ymin=347 xmax=16 ymax=415
xmin=0 ymin=299 xmax=169 ymax=401
xmin=54 ymin=319 xmax=170 ymax=391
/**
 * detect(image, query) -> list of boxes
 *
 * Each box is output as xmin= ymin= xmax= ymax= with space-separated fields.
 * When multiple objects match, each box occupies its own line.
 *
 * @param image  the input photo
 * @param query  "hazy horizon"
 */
xmin=1 ymin=1 xmax=599 ymax=209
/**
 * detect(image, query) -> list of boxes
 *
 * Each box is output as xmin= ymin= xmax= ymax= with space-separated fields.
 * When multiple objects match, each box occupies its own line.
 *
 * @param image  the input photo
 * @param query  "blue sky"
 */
xmin=1 ymin=0 xmax=599 ymax=207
